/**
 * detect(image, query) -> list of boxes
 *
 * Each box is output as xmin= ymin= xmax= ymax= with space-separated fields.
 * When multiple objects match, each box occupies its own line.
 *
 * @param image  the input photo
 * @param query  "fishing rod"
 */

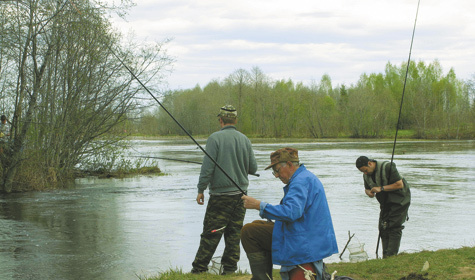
xmin=131 ymin=155 xmax=260 ymax=177
xmin=375 ymin=0 xmax=420 ymax=259
xmin=68 ymin=0 xmax=247 ymax=195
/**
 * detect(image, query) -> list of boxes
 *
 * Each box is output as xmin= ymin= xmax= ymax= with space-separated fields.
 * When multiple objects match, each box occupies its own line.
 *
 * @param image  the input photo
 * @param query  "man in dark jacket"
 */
xmin=356 ymin=156 xmax=411 ymax=258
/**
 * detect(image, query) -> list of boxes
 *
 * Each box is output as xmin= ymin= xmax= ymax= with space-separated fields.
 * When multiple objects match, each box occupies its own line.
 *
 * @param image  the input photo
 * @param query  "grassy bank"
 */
xmin=141 ymin=246 xmax=474 ymax=280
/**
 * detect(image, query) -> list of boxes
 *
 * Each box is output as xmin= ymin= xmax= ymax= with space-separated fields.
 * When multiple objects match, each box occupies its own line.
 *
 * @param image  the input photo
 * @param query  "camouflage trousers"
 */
xmin=192 ymin=194 xmax=246 ymax=272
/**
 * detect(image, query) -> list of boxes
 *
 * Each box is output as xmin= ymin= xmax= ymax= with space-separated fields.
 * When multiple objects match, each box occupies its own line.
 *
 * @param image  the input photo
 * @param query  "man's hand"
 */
xmin=196 ymin=193 xmax=205 ymax=205
xmin=241 ymin=195 xmax=260 ymax=210
xmin=365 ymin=189 xmax=375 ymax=198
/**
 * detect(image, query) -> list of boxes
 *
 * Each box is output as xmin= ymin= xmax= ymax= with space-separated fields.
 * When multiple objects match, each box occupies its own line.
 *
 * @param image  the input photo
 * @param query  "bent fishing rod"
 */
xmin=68 ymin=0 xmax=248 ymax=195
xmin=375 ymin=0 xmax=420 ymax=259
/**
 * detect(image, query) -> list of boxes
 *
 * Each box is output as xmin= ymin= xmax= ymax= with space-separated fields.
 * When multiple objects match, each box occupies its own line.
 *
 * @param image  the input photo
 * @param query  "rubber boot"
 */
xmin=247 ymin=252 xmax=272 ymax=280
xmin=264 ymin=251 xmax=273 ymax=280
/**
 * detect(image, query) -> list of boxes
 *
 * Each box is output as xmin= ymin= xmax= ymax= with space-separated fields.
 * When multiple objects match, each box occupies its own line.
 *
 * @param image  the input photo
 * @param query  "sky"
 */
xmin=109 ymin=0 xmax=475 ymax=91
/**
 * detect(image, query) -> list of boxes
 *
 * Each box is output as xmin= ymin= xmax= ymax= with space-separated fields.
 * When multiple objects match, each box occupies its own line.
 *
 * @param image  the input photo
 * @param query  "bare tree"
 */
xmin=0 ymin=0 xmax=173 ymax=192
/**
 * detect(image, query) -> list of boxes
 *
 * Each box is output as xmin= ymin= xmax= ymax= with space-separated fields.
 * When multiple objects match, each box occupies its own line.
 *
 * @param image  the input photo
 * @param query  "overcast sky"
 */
xmin=110 ymin=0 xmax=475 ymax=90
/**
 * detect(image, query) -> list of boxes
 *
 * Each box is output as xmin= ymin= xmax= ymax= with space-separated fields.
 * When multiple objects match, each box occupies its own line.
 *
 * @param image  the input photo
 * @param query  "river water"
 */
xmin=0 ymin=139 xmax=474 ymax=279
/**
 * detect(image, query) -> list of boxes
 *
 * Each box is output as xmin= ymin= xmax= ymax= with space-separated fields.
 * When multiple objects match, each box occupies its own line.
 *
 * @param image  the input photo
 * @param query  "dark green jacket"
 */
xmin=197 ymin=125 xmax=257 ymax=194
xmin=363 ymin=161 xmax=411 ymax=228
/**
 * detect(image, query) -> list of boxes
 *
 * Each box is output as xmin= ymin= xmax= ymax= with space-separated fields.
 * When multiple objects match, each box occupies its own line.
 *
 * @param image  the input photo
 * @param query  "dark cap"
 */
xmin=265 ymin=147 xmax=299 ymax=170
xmin=356 ymin=156 xmax=374 ymax=169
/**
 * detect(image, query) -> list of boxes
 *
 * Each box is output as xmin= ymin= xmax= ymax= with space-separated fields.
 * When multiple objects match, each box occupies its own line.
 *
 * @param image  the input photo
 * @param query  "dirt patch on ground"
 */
xmin=231 ymin=276 xmax=251 ymax=280
xmin=398 ymin=272 xmax=430 ymax=280
xmin=452 ymin=266 xmax=475 ymax=279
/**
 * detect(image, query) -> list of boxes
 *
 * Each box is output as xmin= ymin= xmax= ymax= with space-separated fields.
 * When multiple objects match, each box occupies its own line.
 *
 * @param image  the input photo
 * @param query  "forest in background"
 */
xmin=135 ymin=63 xmax=474 ymax=139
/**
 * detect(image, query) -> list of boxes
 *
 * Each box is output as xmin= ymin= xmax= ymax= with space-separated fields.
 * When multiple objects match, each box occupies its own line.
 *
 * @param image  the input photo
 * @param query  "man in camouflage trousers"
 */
xmin=191 ymin=105 xmax=257 ymax=275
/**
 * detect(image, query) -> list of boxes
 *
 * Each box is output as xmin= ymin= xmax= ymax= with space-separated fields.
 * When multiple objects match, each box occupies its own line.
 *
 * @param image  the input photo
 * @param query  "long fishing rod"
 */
xmin=68 ymin=0 xmax=247 ymax=195
xmin=375 ymin=0 xmax=420 ymax=259
xmin=131 ymin=155 xmax=260 ymax=177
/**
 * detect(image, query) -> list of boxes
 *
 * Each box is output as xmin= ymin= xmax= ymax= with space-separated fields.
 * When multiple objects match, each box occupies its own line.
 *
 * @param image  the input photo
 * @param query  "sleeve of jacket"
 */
xmin=260 ymin=182 xmax=308 ymax=222
xmin=387 ymin=162 xmax=403 ymax=184
xmin=197 ymin=136 xmax=218 ymax=193
xmin=248 ymin=141 xmax=258 ymax=175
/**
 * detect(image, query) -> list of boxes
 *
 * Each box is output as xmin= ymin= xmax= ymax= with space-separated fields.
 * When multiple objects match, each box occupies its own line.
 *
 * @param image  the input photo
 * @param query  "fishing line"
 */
xmin=68 ymin=0 xmax=247 ymax=195
xmin=126 ymin=139 xmax=260 ymax=176
xmin=131 ymin=155 xmax=260 ymax=176
xmin=132 ymin=155 xmax=203 ymax=165
xmin=125 ymin=145 xmax=206 ymax=165
xmin=375 ymin=0 xmax=420 ymax=259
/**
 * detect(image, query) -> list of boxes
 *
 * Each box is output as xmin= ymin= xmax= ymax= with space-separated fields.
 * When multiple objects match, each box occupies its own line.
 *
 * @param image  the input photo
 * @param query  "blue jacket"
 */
xmin=259 ymin=165 xmax=338 ymax=266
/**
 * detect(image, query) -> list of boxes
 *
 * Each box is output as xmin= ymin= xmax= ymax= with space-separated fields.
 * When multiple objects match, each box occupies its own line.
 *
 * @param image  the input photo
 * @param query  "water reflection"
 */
xmin=0 ymin=140 xmax=474 ymax=279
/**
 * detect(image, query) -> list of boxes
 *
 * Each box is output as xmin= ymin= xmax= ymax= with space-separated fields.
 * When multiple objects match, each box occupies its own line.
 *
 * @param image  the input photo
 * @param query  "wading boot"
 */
xmin=247 ymin=252 xmax=272 ymax=280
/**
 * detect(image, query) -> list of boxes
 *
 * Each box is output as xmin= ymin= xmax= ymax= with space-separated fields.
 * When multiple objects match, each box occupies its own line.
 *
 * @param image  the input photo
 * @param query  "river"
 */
xmin=0 ymin=139 xmax=474 ymax=279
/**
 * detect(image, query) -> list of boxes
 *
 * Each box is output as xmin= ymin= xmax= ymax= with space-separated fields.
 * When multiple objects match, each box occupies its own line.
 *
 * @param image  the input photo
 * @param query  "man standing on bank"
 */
xmin=355 ymin=156 xmax=411 ymax=258
xmin=241 ymin=147 xmax=338 ymax=280
xmin=191 ymin=105 xmax=257 ymax=275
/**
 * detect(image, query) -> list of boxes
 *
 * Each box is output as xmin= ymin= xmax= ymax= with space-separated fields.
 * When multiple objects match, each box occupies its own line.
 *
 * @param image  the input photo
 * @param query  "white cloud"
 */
xmin=109 ymin=0 xmax=475 ymax=89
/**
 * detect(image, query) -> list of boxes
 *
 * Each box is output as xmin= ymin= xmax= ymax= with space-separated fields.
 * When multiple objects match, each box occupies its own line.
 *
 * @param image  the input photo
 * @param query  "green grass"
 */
xmin=141 ymin=246 xmax=475 ymax=280
xmin=325 ymin=246 xmax=475 ymax=280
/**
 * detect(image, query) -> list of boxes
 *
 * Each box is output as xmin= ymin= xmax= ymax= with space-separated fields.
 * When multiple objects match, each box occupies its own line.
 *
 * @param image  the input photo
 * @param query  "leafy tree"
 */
xmin=248 ymin=67 xmax=271 ymax=136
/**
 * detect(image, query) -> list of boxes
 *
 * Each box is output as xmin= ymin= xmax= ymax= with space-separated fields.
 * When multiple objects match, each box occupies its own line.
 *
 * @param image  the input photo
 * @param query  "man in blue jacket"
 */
xmin=241 ymin=147 xmax=338 ymax=280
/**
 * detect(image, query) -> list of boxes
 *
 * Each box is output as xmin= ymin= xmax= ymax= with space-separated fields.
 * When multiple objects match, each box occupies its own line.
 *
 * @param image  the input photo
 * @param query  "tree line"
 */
xmin=137 ymin=63 xmax=474 ymax=140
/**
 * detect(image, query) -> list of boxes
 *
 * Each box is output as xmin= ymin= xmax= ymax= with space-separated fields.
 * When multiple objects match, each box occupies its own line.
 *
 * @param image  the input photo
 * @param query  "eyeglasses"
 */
xmin=272 ymin=163 xmax=286 ymax=176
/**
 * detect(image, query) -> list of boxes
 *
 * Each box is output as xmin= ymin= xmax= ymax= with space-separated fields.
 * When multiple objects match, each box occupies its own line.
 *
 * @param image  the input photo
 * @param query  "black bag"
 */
xmin=322 ymin=263 xmax=356 ymax=280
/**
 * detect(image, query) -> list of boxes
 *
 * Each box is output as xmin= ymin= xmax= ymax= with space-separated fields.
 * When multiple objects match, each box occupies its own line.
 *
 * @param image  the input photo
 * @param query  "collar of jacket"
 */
xmin=284 ymin=164 xmax=306 ymax=187
xmin=220 ymin=125 xmax=237 ymax=131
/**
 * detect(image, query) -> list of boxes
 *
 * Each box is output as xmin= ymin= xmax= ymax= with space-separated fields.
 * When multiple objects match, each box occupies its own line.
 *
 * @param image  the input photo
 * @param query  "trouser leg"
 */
xmin=241 ymin=220 xmax=274 ymax=279
xmin=221 ymin=198 xmax=246 ymax=272
xmin=192 ymin=195 xmax=241 ymax=271
xmin=381 ymin=226 xmax=403 ymax=258
xmin=241 ymin=220 xmax=274 ymax=253
xmin=192 ymin=220 xmax=222 ymax=271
